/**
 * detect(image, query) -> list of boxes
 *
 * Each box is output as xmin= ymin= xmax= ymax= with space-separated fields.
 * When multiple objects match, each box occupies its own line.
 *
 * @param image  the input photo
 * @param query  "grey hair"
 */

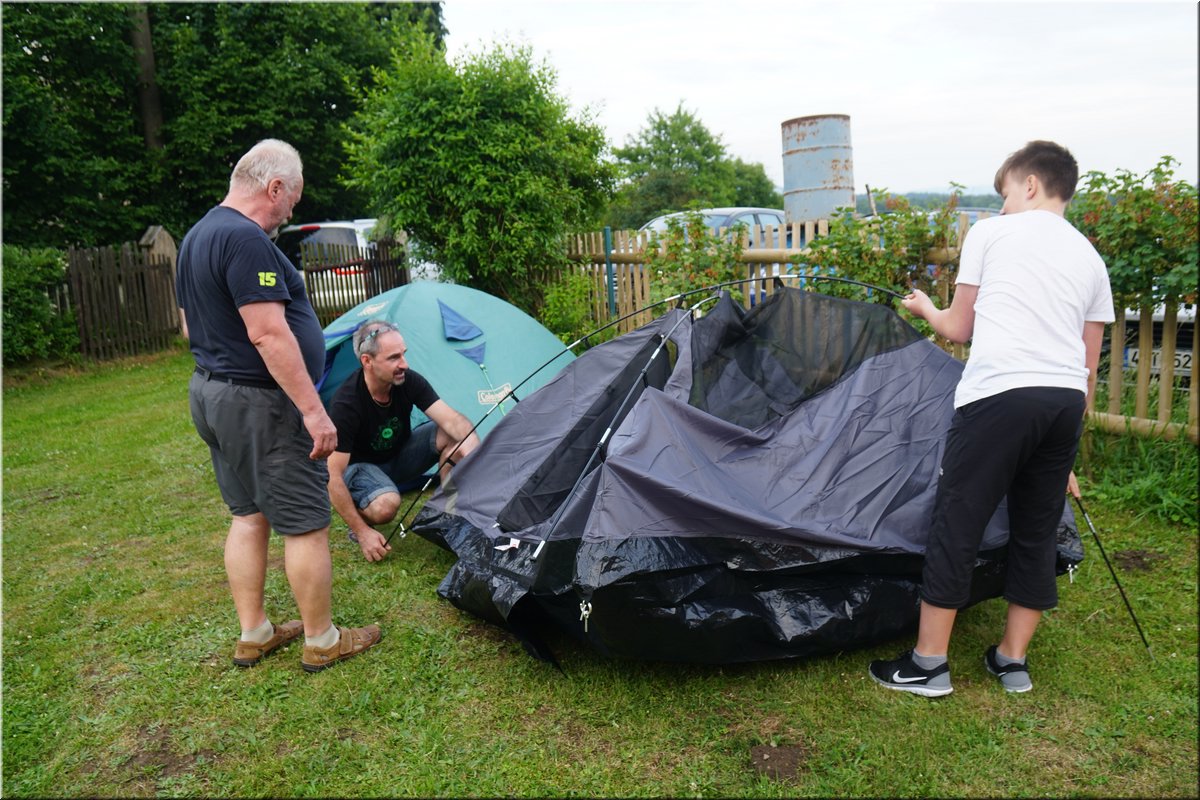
xmin=353 ymin=320 xmax=399 ymax=358
xmin=229 ymin=139 xmax=303 ymax=194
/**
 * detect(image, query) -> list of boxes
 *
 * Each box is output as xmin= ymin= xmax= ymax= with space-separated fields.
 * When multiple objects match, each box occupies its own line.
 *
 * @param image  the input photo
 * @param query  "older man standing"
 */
xmin=176 ymin=139 xmax=381 ymax=672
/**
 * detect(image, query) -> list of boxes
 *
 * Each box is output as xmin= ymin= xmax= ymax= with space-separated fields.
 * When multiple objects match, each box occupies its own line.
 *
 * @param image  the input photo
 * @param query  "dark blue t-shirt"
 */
xmin=175 ymin=205 xmax=324 ymax=383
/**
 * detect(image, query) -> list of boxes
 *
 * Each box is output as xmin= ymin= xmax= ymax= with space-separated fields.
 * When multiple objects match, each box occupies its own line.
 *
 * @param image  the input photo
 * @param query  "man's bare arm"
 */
xmin=239 ymin=300 xmax=336 ymax=459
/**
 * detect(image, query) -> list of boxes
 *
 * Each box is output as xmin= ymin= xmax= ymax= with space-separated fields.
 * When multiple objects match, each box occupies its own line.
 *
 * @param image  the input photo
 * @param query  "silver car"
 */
xmin=639 ymin=207 xmax=793 ymax=248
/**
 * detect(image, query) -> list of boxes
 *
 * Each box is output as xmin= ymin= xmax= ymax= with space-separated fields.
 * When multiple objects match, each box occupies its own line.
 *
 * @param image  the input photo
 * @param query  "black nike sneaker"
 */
xmin=868 ymin=650 xmax=953 ymax=697
xmin=984 ymin=645 xmax=1033 ymax=693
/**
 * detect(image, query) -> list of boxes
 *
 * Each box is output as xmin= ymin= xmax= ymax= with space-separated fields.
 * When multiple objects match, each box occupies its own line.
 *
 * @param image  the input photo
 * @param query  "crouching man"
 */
xmin=327 ymin=320 xmax=480 ymax=561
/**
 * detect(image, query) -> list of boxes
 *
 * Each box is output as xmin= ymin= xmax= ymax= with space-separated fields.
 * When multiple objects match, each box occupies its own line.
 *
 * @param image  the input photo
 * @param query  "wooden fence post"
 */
xmin=1191 ymin=316 xmax=1199 ymax=429
xmin=1107 ymin=308 xmax=1125 ymax=416
xmin=1157 ymin=304 xmax=1178 ymax=423
xmin=1134 ymin=305 xmax=1153 ymax=418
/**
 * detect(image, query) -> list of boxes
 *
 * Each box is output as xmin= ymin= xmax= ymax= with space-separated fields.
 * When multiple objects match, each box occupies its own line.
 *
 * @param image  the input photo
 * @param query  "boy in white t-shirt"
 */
xmin=869 ymin=141 xmax=1114 ymax=696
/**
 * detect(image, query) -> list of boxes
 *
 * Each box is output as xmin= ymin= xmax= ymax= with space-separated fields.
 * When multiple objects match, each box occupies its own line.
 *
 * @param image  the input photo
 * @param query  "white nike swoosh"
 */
xmin=891 ymin=671 xmax=929 ymax=683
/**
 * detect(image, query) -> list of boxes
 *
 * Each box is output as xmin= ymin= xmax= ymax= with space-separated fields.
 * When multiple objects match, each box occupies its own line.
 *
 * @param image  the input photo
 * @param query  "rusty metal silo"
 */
xmin=781 ymin=114 xmax=855 ymax=222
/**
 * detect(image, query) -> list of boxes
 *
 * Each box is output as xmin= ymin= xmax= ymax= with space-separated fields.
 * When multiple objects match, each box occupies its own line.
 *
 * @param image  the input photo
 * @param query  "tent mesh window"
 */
xmin=690 ymin=291 xmax=923 ymax=429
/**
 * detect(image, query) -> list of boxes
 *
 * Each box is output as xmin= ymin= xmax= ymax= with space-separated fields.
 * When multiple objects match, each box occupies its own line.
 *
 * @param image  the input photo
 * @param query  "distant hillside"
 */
xmin=854 ymin=192 xmax=1001 ymax=215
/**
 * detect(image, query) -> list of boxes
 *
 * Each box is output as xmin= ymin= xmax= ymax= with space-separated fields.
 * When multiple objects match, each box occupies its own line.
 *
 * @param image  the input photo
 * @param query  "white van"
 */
xmin=275 ymin=219 xmax=377 ymax=270
xmin=275 ymin=219 xmax=378 ymax=307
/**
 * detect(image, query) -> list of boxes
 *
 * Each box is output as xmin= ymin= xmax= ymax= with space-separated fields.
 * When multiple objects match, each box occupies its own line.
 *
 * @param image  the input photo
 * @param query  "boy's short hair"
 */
xmin=993 ymin=140 xmax=1079 ymax=202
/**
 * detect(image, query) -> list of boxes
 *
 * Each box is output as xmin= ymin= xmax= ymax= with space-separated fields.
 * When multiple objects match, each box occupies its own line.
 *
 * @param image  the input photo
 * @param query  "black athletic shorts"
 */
xmin=920 ymin=386 xmax=1085 ymax=611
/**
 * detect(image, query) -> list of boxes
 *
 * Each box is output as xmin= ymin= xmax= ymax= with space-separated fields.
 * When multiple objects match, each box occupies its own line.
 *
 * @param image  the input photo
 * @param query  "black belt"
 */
xmin=194 ymin=365 xmax=279 ymax=390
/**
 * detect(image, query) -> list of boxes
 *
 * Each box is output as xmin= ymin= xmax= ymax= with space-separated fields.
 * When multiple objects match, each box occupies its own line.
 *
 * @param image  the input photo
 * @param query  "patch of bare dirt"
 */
xmin=461 ymin=620 xmax=517 ymax=646
xmin=126 ymin=725 xmax=215 ymax=783
xmin=35 ymin=487 xmax=80 ymax=504
xmin=83 ymin=661 xmax=121 ymax=702
xmin=1113 ymin=549 xmax=1167 ymax=573
xmin=750 ymin=742 xmax=812 ymax=781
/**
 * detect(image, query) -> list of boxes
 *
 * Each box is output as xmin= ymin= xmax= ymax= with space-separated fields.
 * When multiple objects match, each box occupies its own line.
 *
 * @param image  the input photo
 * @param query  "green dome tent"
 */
xmin=318 ymin=282 xmax=574 ymax=442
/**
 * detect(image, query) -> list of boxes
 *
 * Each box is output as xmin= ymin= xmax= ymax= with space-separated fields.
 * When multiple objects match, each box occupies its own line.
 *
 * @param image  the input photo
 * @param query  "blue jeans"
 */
xmin=343 ymin=422 xmax=439 ymax=508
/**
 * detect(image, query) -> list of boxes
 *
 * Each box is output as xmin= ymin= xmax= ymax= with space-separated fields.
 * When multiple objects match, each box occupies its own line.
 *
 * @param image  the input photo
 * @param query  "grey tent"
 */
xmin=413 ymin=287 xmax=1083 ymax=663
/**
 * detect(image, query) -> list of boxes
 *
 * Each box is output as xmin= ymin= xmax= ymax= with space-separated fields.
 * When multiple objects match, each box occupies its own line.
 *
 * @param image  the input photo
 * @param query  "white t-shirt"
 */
xmin=954 ymin=210 xmax=1114 ymax=408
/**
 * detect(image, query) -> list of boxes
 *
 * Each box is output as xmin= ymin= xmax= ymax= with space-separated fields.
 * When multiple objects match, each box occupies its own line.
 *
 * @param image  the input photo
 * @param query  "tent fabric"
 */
xmin=411 ymin=288 xmax=1084 ymax=664
xmin=438 ymin=299 xmax=485 ymax=342
xmin=318 ymin=282 xmax=574 ymax=441
xmin=454 ymin=343 xmax=488 ymax=368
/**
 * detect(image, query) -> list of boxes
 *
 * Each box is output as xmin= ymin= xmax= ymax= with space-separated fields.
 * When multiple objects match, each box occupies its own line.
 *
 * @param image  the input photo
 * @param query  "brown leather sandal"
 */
xmin=232 ymin=619 xmax=304 ymax=668
xmin=301 ymin=624 xmax=383 ymax=673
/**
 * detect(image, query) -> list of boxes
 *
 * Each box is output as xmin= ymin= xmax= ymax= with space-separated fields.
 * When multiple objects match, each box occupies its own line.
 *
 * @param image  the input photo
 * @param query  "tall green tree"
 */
xmin=2 ymin=2 xmax=444 ymax=248
xmin=342 ymin=36 xmax=614 ymax=309
xmin=729 ymin=157 xmax=784 ymax=209
xmin=149 ymin=2 xmax=435 ymax=229
xmin=604 ymin=104 xmax=781 ymax=230
xmin=3 ymin=3 xmax=152 ymax=246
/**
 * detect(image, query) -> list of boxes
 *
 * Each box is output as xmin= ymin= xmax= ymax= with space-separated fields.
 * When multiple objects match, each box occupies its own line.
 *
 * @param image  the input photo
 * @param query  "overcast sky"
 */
xmin=442 ymin=0 xmax=1198 ymax=197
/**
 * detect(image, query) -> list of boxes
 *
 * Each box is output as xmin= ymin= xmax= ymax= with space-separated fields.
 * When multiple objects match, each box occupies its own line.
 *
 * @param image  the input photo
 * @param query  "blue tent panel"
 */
xmin=454 ymin=343 xmax=487 ymax=367
xmin=439 ymin=300 xmax=484 ymax=342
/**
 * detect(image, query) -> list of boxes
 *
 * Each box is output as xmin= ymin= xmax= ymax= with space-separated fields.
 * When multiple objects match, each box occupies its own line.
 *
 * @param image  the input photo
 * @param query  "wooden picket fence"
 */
xmin=53 ymin=217 xmax=1199 ymax=443
xmin=566 ymin=215 xmax=1197 ymax=443
xmin=67 ymin=244 xmax=179 ymax=361
xmin=566 ymin=219 xmax=833 ymax=332
xmin=62 ymin=237 xmax=410 ymax=358
xmin=1095 ymin=307 xmax=1198 ymax=442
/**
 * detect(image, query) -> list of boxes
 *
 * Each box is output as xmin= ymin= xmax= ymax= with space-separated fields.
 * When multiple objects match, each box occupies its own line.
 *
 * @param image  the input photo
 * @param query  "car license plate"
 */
xmin=1123 ymin=347 xmax=1193 ymax=374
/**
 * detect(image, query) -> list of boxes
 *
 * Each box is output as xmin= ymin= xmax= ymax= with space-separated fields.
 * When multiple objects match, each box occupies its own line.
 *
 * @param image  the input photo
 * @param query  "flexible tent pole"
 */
xmin=1073 ymin=496 xmax=1154 ymax=660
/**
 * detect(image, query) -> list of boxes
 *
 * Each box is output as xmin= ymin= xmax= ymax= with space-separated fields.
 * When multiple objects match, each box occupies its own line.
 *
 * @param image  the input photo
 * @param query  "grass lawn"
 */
xmin=3 ymin=346 xmax=1197 ymax=797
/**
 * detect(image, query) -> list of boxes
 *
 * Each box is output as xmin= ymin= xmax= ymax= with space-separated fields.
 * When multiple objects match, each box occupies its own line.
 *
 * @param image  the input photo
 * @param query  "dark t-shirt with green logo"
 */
xmin=329 ymin=368 xmax=439 ymax=464
xmin=176 ymin=205 xmax=325 ymax=384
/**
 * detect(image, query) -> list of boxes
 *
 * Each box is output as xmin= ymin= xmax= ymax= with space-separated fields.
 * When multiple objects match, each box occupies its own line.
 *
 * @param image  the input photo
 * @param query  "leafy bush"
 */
xmin=1068 ymin=156 xmax=1198 ymax=310
xmin=2 ymin=245 xmax=79 ymax=365
xmin=789 ymin=190 xmax=957 ymax=305
xmin=644 ymin=211 xmax=747 ymax=306
xmin=538 ymin=267 xmax=613 ymax=348
xmin=343 ymin=34 xmax=614 ymax=313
